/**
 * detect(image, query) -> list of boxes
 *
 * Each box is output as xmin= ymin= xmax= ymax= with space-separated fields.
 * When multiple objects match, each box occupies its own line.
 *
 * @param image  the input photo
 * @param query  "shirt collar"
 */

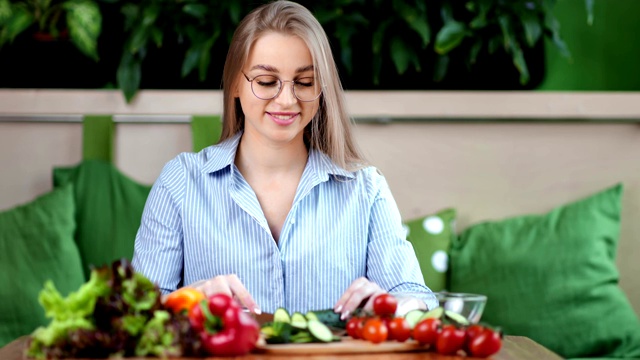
xmin=200 ymin=131 xmax=356 ymax=180
xmin=200 ymin=132 xmax=241 ymax=174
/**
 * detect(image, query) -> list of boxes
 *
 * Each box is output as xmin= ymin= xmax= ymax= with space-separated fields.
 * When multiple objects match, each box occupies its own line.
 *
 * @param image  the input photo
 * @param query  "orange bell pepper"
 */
xmin=163 ymin=287 xmax=206 ymax=314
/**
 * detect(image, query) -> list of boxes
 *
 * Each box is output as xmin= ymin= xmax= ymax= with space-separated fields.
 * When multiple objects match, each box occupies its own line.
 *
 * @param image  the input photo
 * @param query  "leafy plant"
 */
xmin=117 ymin=0 xmax=254 ymax=102
xmin=113 ymin=0 xmax=595 ymax=101
xmin=0 ymin=0 xmax=102 ymax=60
xmin=430 ymin=0 xmax=595 ymax=85
xmin=311 ymin=0 xmax=431 ymax=85
xmin=314 ymin=0 xmax=594 ymax=87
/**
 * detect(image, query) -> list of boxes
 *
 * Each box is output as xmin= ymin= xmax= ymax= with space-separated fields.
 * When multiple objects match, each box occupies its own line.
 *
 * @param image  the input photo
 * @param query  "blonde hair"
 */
xmin=220 ymin=0 xmax=367 ymax=171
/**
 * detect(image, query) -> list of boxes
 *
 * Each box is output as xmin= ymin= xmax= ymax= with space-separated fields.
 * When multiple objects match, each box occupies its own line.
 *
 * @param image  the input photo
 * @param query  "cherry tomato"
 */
xmin=469 ymin=328 xmax=502 ymax=358
xmin=464 ymin=324 xmax=485 ymax=352
xmin=362 ymin=318 xmax=388 ymax=344
xmin=387 ymin=317 xmax=411 ymax=342
xmin=412 ymin=318 xmax=441 ymax=345
xmin=436 ymin=324 xmax=466 ymax=355
xmin=381 ymin=317 xmax=392 ymax=333
xmin=346 ymin=317 xmax=364 ymax=339
xmin=373 ymin=294 xmax=398 ymax=317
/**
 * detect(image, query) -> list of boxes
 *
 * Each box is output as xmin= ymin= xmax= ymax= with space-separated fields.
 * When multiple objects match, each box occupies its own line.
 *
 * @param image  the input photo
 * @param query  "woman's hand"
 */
xmin=333 ymin=277 xmax=386 ymax=320
xmin=187 ymin=274 xmax=262 ymax=315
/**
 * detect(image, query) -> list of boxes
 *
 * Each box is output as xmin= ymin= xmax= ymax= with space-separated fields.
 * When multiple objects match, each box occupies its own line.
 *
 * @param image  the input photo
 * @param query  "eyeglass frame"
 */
xmin=241 ymin=72 xmax=322 ymax=102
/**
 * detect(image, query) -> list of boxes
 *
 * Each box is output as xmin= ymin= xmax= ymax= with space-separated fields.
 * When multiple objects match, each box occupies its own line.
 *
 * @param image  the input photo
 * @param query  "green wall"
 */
xmin=538 ymin=0 xmax=640 ymax=91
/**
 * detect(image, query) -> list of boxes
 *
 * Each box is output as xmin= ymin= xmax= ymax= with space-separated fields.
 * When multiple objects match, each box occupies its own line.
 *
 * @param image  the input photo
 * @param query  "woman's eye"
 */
xmin=255 ymin=75 xmax=278 ymax=87
xmin=296 ymin=78 xmax=314 ymax=87
xmin=257 ymin=80 xmax=278 ymax=87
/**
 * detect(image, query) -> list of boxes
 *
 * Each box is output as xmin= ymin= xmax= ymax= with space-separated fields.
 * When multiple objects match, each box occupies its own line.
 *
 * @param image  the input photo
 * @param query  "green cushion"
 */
xmin=405 ymin=208 xmax=456 ymax=292
xmin=54 ymin=160 xmax=152 ymax=278
xmin=191 ymin=115 xmax=222 ymax=152
xmin=449 ymin=184 xmax=640 ymax=358
xmin=0 ymin=185 xmax=85 ymax=347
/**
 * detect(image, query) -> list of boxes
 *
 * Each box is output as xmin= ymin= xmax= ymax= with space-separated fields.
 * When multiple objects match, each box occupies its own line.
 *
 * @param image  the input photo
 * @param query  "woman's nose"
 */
xmin=274 ymin=81 xmax=297 ymax=105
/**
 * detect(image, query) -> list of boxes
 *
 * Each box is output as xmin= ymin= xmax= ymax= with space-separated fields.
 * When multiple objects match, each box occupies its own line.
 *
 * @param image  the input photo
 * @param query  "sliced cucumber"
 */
xmin=264 ymin=322 xmax=295 ymax=344
xmin=419 ymin=307 xmax=444 ymax=321
xmin=310 ymin=309 xmax=346 ymax=329
xmin=445 ymin=310 xmax=470 ymax=326
xmin=291 ymin=312 xmax=308 ymax=329
xmin=274 ymin=307 xmax=291 ymax=323
xmin=261 ymin=325 xmax=276 ymax=337
xmin=307 ymin=320 xmax=333 ymax=342
xmin=290 ymin=332 xmax=314 ymax=343
xmin=305 ymin=311 xmax=319 ymax=322
xmin=404 ymin=309 xmax=426 ymax=328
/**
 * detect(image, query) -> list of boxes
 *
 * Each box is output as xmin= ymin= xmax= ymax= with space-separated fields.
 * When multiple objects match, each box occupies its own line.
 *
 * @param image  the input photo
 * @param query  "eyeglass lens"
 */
xmin=251 ymin=75 xmax=321 ymax=101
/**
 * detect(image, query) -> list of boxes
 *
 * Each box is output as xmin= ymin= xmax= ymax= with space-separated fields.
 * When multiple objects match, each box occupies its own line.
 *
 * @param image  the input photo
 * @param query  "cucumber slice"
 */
xmin=310 ymin=309 xmax=346 ymax=329
xmin=307 ymin=320 xmax=333 ymax=342
xmin=265 ymin=322 xmax=295 ymax=344
xmin=274 ymin=307 xmax=291 ymax=323
xmin=291 ymin=312 xmax=308 ymax=329
xmin=290 ymin=332 xmax=314 ymax=343
xmin=305 ymin=311 xmax=319 ymax=322
xmin=404 ymin=309 xmax=426 ymax=328
xmin=445 ymin=310 xmax=470 ymax=326
xmin=418 ymin=307 xmax=444 ymax=321
xmin=261 ymin=325 xmax=276 ymax=338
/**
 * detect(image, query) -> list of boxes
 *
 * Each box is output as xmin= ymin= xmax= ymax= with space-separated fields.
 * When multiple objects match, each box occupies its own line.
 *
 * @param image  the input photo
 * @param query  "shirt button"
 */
xmin=290 ymin=218 xmax=296 ymax=225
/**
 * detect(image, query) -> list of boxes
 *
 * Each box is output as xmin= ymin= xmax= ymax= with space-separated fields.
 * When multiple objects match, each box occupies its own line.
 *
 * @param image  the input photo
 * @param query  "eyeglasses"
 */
xmin=242 ymin=73 xmax=322 ymax=102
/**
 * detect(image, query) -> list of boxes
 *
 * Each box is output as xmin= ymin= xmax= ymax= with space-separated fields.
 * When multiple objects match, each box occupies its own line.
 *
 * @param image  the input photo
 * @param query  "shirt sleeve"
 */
xmin=365 ymin=169 xmax=435 ymax=300
xmin=132 ymin=158 xmax=185 ymax=294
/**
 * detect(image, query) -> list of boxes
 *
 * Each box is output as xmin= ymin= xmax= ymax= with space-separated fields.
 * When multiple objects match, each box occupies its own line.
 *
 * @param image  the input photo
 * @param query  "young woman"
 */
xmin=132 ymin=0 xmax=435 ymax=319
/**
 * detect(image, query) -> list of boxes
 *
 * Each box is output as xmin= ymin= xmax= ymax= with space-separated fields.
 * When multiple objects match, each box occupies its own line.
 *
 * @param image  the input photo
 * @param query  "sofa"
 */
xmin=1 ymin=116 xmax=639 ymax=358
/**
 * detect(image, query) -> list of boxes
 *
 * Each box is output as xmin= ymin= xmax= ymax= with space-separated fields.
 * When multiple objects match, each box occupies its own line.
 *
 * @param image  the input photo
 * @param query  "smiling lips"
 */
xmin=268 ymin=112 xmax=299 ymax=126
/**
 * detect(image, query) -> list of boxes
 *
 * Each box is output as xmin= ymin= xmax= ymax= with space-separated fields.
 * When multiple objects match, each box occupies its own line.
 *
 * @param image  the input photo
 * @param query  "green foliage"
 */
xmin=117 ymin=0 xmax=250 ymax=102
xmin=310 ymin=0 xmax=430 ymax=84
xmin=0 ymin=0 xmax=101 ymax=60
xmin=0 ymin=0 xmax=596 ymax=100
xmin=428 ymin=0 xmax=576 ymax=85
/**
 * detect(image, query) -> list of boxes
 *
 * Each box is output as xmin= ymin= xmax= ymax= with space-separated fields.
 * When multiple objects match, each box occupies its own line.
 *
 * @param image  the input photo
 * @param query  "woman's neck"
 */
xmin=235 ymin=131 xmax=309 ymax=176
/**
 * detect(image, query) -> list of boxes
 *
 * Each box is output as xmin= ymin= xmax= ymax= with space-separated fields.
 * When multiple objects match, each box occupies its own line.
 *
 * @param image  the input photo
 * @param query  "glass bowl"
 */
xmin=433 ymin=292 xmax=487 ymax=324
xmin=393 ymin=291 xmax=487 ymax=325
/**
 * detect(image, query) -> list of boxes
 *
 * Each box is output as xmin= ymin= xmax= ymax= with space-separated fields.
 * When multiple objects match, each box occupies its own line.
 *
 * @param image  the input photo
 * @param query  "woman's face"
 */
xmin=237 ymin=32 xmax=320 ymax=146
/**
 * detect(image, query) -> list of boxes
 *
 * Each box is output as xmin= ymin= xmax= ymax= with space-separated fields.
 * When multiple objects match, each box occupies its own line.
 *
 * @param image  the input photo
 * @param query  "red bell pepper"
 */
xmin=189 ymin=293 xmax=260 ymax=357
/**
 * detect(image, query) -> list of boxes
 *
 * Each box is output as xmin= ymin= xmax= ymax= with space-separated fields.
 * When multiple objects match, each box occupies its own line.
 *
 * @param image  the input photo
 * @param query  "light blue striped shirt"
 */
xmin=132 ymin=132 xmax=433 ymax=313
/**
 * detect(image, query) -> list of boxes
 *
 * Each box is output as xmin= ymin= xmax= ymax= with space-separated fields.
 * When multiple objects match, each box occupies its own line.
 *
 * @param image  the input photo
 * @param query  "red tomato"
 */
xmin=387 ymin=317 xmax=411 ymax=342
xmin=412 ymin=318 xmax=441 ymax=345
xmin=464 ymin=324 xmax=485 ymax=352
xmin=436 ymin=324 xmax=466 ymax=355
xmin=346 ymin=317 xmax=364 ymax=339
xmin=373 ymin=294 xmax=398 ymax=317
xmin=362 ymin=318 xmax=388 ymax=344
xmin=381 ymin=316 xmax=392 ymax=333
xmin=469 ymin=328 xmax=502 ymax=358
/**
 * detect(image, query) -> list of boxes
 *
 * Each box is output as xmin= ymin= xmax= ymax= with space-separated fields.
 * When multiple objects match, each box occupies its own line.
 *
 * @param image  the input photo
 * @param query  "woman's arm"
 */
xmin=132 ymin=160 xmax=185 ymax=294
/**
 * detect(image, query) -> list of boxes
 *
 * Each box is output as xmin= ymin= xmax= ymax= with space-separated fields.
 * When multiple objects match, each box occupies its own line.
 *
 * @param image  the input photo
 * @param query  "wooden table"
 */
xmin=0 ymin=335 xmax=562 ymax=360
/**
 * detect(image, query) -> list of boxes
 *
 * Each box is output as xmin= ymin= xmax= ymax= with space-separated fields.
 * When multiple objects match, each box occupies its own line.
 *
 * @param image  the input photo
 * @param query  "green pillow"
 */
xmin=449 ymin=184 xmax=640 ymax=359
xmin=54 ymin=160 xmax=152 ymax=278
xmin=0 ymin=185 xmax=85 ymax=347
xmin=405 ymin=208 xmax=456 ymax=292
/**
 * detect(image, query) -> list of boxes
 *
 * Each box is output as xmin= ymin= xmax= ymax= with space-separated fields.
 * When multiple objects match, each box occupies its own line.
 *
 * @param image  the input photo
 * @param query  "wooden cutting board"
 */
xmin=255 ymin=337 xmax=429 ymax=355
